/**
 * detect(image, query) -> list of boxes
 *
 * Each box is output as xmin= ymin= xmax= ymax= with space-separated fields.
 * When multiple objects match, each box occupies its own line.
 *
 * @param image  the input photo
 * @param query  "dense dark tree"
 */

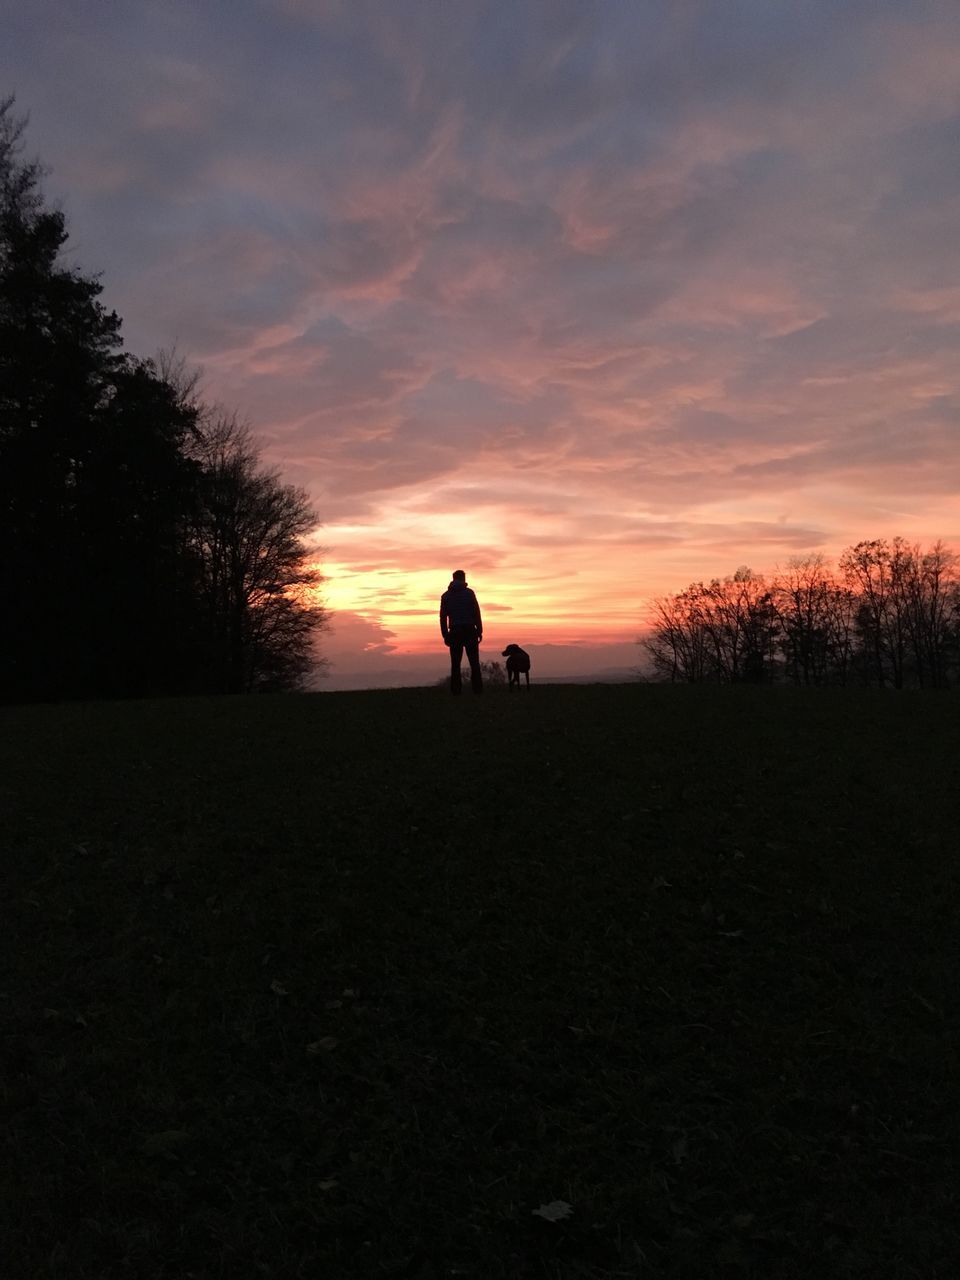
xmin=1 ymin=98 xmax=327 ymax=700
xmin=1 ymin=97 xmax=126 ymax=697
xmin=73 ymin=360 xmax=203 ymax=695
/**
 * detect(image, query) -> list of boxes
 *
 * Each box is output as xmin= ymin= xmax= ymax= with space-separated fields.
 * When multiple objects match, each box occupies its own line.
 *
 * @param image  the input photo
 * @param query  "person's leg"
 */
xmin=464 ymin=633 xmax=483 ymax=693
xmin=449 ymin=634 xmax=464 ymax=694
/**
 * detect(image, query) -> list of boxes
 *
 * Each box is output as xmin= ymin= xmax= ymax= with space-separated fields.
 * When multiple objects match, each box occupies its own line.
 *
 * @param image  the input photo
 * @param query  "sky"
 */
xmin=4 ymin=1 xmax=960 ymax=687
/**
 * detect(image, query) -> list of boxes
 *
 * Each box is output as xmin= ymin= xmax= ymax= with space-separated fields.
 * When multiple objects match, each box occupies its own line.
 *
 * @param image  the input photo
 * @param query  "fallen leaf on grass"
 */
xmin=306 ymin=1037 xmax=339 ymax=1054
xmin=532 ymin=1201 xmax=573 ymax=1222
xmin=270 ymin=980 xmax=289 ymax=996
xmin=910 ymin=989 xmax=940 ymax=1016
xmin=318 ymin=1179 xmax=338 ymax=1191
xmin=142 ymin=1130 xmax=190 ymax=1157
xmin=717 ymin=1240 xmax=747 ymax=1265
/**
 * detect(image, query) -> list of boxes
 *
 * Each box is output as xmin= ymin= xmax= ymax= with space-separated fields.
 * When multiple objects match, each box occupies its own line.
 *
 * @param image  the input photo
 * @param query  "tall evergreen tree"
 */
xmin=1 ymin=97 xmax=126 ymax=697
xmin=1 ymin=96 xmax=328 ymax=700
xmin=73 ymin=358 xmax=202 ymax=695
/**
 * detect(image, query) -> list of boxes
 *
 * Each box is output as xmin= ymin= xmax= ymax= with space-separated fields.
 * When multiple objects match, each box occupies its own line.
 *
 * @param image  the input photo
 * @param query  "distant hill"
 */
xmin=537 ymin=667 xmax=640 ymax=685
xmin=320 ymin=665 xmax=641 ymax=691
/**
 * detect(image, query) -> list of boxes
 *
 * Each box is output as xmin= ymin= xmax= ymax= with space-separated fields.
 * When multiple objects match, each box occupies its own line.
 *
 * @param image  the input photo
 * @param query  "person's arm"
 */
xmin=474 ymin=592 xmax=483 ymax=641
xmin=439 ymin=594 xmax=450 ymax=645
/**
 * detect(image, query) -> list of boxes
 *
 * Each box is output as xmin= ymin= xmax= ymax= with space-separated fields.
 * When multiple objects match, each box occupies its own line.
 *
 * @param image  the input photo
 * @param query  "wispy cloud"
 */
xmin=5 ymin=0 xmax=960 ymax=677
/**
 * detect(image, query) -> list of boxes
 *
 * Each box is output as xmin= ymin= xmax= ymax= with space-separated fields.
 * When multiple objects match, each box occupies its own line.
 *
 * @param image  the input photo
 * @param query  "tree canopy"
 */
xmin=0 ymin=97 xmax=327 ymax=702
xmin=643 ymin=542 xmax=960 ymax=688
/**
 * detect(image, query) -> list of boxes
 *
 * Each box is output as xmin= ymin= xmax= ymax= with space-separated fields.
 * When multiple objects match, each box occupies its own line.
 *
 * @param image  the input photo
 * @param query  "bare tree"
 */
xmin=901 ymin=541 xmax=959 ymax=688
xmin=840 ymin=538 xmax=928 ymax=688
xmin=185 ymin=415 xmax=328 ymax=692
xmin=822 ymin=579 xmax=858 ymax=686
xmin=772 ymin=555 xmax=857 ymax=686
xmin=697 ymin=568 xmax=778 ymax=683
xmin=644 ymin=586 xmax=712 ymax=682
xmin=479 ymin=660 xmax=507 ymax=687
xmin=644 ymin=568 xmax=777 ymax=683
xmin=644 ymin=539 xmax=959 ymax=690
xmin=840 ymin=540 xmax=894 ymax=686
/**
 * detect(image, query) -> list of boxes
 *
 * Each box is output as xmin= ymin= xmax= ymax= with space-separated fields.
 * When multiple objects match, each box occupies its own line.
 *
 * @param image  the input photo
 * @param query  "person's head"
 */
xmin=452 ymin=569 xmax=466 ymax=582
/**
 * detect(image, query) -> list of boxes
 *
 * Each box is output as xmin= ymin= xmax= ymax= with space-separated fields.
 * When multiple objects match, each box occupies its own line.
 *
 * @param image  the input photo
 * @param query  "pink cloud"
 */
xmin=8 ymin=1 xmax=960 ymax=682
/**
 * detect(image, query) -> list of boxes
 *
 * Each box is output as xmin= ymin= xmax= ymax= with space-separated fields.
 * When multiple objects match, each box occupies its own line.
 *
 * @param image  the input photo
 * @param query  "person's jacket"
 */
xmin=439 ymin=580 xmax=482 ymax=642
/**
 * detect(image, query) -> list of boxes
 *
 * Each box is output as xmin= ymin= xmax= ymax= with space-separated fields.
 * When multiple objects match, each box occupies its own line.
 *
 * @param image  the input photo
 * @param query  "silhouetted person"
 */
xmin=440 ymin=569 xmax=483 ymax=695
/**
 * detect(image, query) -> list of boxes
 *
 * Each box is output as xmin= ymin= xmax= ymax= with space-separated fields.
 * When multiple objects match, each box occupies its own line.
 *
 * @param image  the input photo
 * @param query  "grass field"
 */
xmin=3 ymin=684 xmax=959 ymax=1278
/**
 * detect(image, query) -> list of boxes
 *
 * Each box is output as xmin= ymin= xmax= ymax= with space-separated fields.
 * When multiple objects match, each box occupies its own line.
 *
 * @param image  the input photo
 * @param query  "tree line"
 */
xmin=1 ymin=98 xmax=326 ymax=703
xmin=643 ymin=541 xmax=960 ymax=688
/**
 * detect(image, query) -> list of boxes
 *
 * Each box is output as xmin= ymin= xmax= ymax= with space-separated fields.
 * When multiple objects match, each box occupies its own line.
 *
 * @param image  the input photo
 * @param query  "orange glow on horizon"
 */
xmin=14 ymin=2 xmax=960 ymax=680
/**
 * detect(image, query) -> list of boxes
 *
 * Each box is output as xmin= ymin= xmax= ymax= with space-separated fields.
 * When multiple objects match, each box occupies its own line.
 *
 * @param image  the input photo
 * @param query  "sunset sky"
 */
xmin=5 ymin=1 xmax=960 ymax=686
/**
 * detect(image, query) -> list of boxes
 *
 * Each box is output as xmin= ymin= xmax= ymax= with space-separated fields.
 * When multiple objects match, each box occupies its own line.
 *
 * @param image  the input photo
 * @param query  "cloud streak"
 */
xmin=5 ymin=1 xmax=960 ymax=680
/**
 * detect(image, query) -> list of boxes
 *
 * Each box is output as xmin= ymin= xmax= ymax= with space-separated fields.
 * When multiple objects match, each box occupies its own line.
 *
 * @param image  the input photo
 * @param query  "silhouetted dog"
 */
xmin=501 ymin=644 xmax=531 ymax=689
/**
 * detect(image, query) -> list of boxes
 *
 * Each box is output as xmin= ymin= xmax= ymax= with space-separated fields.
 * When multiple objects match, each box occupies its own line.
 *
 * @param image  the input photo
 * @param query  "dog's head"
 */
xmin=501 ymin=644 xmax=521 ymax=657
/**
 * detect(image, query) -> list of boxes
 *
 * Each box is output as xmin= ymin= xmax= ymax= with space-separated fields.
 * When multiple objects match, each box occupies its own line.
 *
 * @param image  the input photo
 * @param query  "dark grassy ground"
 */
xmin=2 ymin=683 xmax=959 ymax=1278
